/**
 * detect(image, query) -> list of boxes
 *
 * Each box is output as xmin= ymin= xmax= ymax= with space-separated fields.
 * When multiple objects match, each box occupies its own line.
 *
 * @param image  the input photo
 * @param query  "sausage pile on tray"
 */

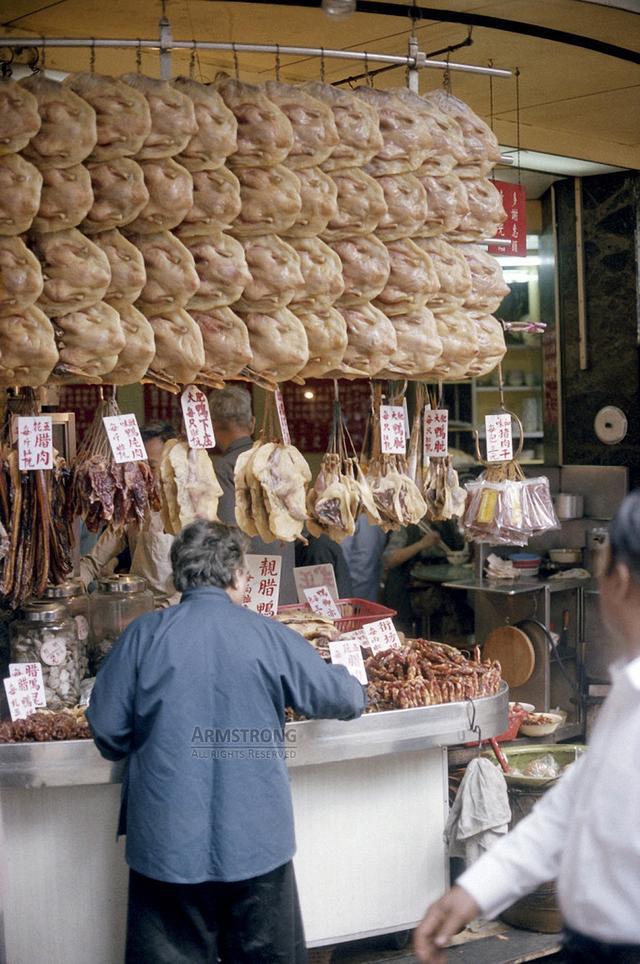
xmin=365 ymin=639 xmax=502 ymax=711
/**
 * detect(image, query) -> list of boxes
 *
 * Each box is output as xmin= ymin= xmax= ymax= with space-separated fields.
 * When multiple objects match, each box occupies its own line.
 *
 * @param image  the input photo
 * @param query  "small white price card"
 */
xmin=362 ymin=617 xmax=402 ymax=654
xmin=328 ymin=638 xmax=368 ymax=685
xmin=274 ymin=388 xmax=291 ymax=446
xmin=9 ymin=663 xmax=46 ymax=708
xmin=294 ymin=564 xmax=339 ymax=603
xmin=17 ymin=415 xmax=53 ymax=470
xmin=242 ymin=554 xmax=282 ymax=617
xmin=485 ymin=413 xmax=514 ymax=462
xmin=3 ymin=676 xmax=36 ymax=721
xmin=103 ymin=414 xmax=146 ymax=464
xmin=380 ymin=405 xmax=406 ymax=454
xmin=304 ymin=586 xmax=341 ymax=620
xmin=181 ymin=385 xmax=216 ymax=449
xmin=424 ymin=408 xmax=449 ymax=458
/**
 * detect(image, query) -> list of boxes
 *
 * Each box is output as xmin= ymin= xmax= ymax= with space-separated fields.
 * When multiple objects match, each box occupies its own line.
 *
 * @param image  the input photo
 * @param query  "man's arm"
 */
xmin=79 ymin=526 xmax=127 ymax=589
xmin=413 ymin=753 xmax=586 ymax=962
xmin=85 ymin=620 xmax=146 ymax=760
xmin=276 ymin=625 xmax=366 ymax=720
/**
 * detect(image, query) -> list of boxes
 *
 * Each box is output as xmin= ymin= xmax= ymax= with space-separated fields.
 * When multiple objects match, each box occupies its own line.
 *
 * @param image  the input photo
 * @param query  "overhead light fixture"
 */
xmin=322 ymin=0 xmax=356 ymax=21
xmin=303 ymin=389 xmax=315 ymax=400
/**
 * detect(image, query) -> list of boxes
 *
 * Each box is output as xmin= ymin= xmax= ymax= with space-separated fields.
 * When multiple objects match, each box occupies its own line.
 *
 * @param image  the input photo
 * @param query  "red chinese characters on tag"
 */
xmin=103 ymin=414 xmax=147 ymax=464
xmin=304 ymin=586 xmax=341 ymax=620
xmin=485 ymin=413 xmax=513 ymax=462
xmin=242 ymin=554 xmax=282 ymax=617
xmin=9 ymin=662 xmax=46 ymax=708
xmin=180 ymin=385 xmax=216 ymax=450
xmin=293 ymin=564 xmax=339 ymax=603
xmin=487 ymin=181 xmax=527 ymax=257
xmin=423 ymin=408 xmax=449 ymax=459
xmin=362 ymin=618 xmax=402 ymax=655
xmin=3 ymin=676 xmax=36 ymax=721
xmin=17 ymin=416 xmax=53 ymax=471
xmin=380 ymin=405 xmax=406 ymax=455
xmin=274 ymin=389 xmax=291 ymax=446
xmin=328 ymin=638 xmax=368 ymax=685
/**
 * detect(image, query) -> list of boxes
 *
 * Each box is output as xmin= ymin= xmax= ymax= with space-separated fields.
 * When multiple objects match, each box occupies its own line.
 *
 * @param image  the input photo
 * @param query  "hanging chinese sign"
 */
xmin=488 ymin=181 xmax=527 ymax=257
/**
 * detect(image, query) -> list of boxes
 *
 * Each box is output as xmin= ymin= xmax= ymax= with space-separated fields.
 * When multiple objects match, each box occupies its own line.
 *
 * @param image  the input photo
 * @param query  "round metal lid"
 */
xmin=20 ymin=600 xmax=68 ymax=623
xmin=96 ymin=575 xmax=148 ymax=594
xmin=40 ymin=578 xmax=84 ymax=600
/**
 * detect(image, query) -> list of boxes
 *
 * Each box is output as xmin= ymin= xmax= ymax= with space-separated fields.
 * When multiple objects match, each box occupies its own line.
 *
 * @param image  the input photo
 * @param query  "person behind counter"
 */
xmin=208 ymin=385 xmax=297 ymax=603
xmin=413 ymin=488 xmax=640 ymax=964
xmin=87 ymin=520 xmax=366 ymax=964
xmin=79 ymin=421 xmax=179 ymax=607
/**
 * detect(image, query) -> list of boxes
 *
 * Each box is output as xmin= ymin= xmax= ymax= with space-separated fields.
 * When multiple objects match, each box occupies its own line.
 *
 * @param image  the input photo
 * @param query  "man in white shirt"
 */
xmin=413 ymin=488 xmax=640 ymax=964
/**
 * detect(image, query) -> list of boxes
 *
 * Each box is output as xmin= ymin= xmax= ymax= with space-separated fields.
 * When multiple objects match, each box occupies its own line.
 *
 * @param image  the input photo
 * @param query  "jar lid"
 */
xmin=40 ymin=578 xmax=84 ymax=599
xmin=20 ymin=600 xmax=68 ymax=622
xmin=97 ymin=575 xmax=148 ymax=594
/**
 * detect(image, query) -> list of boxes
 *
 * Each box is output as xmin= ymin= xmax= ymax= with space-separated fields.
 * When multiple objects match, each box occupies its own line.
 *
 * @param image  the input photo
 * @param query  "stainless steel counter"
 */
xmin=0 ymin=684 xmax=508 ymax=788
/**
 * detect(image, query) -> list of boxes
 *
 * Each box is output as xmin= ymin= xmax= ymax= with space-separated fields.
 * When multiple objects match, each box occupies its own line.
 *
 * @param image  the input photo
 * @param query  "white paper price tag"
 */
xmin=423 ymin=409 xmax=449 ymax=458
xmin=274 ymin=389 xmax=291 ymax=446
xmin=380 ymin=405 xmax=406 ymax=454
xmin=181 ymin=385 xmax=216 ymax=449
xmin=17 ymin=415 xmax=53 ymax=471
xmin=328 ymin=638 xmax=368 ymax=685
xmin=242 ymin=554 xmax=282 ymax=617
xmin=3 ymin=676 xmax=36 ymax=721
xmin=485 ymin=413 xmax=514 ymax=462
xmin=293 ymin=564 xmax=339 ymax=603
xmin=304 ymin=586 xmax=341 ymax=620
xmin=362 ymin=618 xmax=402 ymax=654
xmin=103 ymin=414 xmax=147 ymax=464
xmin=9 ymin=663 xmax=46 ymax=708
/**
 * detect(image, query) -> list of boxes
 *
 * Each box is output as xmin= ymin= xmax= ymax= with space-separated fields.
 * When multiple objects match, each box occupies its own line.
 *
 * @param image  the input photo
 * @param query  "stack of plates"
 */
xmin=511 ymin=552 xmax=542 ymax=578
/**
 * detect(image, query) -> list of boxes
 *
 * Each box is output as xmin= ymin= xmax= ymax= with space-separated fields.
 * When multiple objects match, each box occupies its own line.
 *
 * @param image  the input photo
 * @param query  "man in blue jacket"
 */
xmin=88 ymin=520 xmax=366 ymax=963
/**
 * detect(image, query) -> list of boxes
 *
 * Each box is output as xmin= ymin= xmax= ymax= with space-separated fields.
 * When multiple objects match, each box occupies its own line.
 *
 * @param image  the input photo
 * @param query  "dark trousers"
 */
xmin=125 ymin=861 xmax=308 ymax=964
xmin=564 ymin=928 xmax=640 ymax=963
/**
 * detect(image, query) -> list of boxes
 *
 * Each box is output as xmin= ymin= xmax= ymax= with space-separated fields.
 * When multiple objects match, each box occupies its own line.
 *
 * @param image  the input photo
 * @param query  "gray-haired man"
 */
xmin=87 ymin=520 xmax=366 ymax=963
xmin=208 ymin=385 xmax=297 ymax=603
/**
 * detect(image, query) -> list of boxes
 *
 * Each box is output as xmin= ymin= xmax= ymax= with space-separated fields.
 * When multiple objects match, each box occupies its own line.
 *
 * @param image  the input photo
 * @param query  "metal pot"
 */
xmin=548 ymin=548 xmax=582 ymax=565
xmin=554 ymin=493 xmax=584 ymax=519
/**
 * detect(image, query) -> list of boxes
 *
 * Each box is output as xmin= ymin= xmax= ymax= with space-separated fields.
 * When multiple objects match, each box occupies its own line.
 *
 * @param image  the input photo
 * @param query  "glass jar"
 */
xmin=39 ymin=579 xmax=90 ymax=680
xmin=88 ymin=575 xmax=154 ymax=673
xmin=10 ymin=601 xmax=80 ymax=710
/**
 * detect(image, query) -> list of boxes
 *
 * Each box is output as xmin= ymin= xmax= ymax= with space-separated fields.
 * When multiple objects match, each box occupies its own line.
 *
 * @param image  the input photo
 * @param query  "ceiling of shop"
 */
xmin=2 ymin=0 xmax=639 ymax=171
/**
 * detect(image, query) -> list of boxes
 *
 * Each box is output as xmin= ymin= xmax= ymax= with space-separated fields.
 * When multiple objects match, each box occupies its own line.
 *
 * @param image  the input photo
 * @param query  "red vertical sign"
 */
xmin=488 ymin=181 xmax=527 ymax=257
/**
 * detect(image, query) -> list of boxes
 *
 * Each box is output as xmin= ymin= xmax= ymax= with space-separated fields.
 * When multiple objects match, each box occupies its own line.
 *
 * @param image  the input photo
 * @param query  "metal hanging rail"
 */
xmin=0 ymin=36 xmax=512 ymax=78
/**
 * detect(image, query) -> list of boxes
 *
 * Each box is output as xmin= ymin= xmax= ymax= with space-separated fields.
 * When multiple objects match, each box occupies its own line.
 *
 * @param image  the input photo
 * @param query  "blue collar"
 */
xmin=180 ymin=586 xmax=233 ymax=603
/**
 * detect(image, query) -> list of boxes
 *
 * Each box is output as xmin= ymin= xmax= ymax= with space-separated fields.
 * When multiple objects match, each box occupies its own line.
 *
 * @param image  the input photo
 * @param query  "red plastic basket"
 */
xmin=277 ymin=598 xmax=396 ymax=634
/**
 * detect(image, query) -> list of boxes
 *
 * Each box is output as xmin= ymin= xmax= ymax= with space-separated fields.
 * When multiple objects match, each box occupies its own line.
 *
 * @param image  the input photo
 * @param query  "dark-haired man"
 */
xmin=88 ymin=520 xmax=366 ymax=963
xmin=413 ymin=488 xmax=640 ymax=963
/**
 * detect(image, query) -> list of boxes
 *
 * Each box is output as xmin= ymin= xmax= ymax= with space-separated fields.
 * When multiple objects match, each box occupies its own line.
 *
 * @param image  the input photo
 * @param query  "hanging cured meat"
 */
xmin=332 ymin=303 xmax=397 ymax=378
xmin=281 ymin=165 xmax=338 ymax=239
xmin=356 ymin=86 xmax=434 ymax=176
xmin=0 ymin=307 xmax=58 ymax=386
xmin=32 ymin=164 xmax=94 ymax=234
xmin=287 ymin=237 xmax=344 ymax=311
xmin=181 ymin=231 xmax=251 ymax=311
xmin=321 ymin=168 xmax=386 ymax=241
xmin=20 ymin=74 xmax=97 ymax=168
xmin=125 ymin=157 xmax=194 ymax=234
xmin=413 ymin=236 xmax=472 ymax=309
xmin=429 ymin=308 xmax=479 ymax=379
xmin=265 ymin=81 xmax=339 ymax=170
xmin=33 ymin=228 xmax=112 ymax=315
xmin=230 ymin=165 xmax=301 ymax=237
xmin=0 ymin=154 xmax=42 ymax=235
xmin=423 ymin=89 xmax=501 ymax=178
xmin=448 ymin=177 xmax=506 ymax=242
xmin=303 ymin=82 xmax=383 ymax=172
xmin=131 ymin=231 xmax=199 ymax=312
xmin=0 ymin=77 xmax=41 ymax=155
xmin=414 ymin=173 xmax=469 ymax=238
xmin=159 ymin=440 xmax=223 ymax=534
xmin=0 ymin=237 xmax=43 ymax=314
xmin=466 ymin=313 xmax=507 ymax=377
xmin=215 ymin=77 xmax=293 ymax=168
xmin=240 ymin=308 xmax=309 ymax=383
xmin=401 ymin=89 xmax=466 ymax=177
xmin=296 ymin=307 xmax=348 ymax=379
xmin=373 ymin=238 xmax=439 ymax=316
xmin=176 ymin=165 xmax=241 ymax=236
xmin=235 ymin=234 xmax=303 ymax=312
xmin=146 ymin=308 xmax=206 ymax=388
xmin=92 ymin=228 xmax=146 ymax=302
xmin=103 ymin=299 xmax=156 ymax=385
xmin=189 ymin=306 xmax=252 ymax=380
xmin=375 ymin=173 xmax=428 ymax=242
xmin=51 ymin=301 xmax=126 ymax=382
xmin=378 ymin=306 xmax=444 ymax=379
xmin=63 ymin=73 xmax=152 ymax=161
xmin=82 ymin=157 xmax=149 ymax=234
xmin=459 ymin=243 xmax=510 ymax=313
xmin=332 ymin=235 xmax=390 ymax=307
xmin=173 ymin=77 xmax=238 ymax=171
xmin=121 ymin=74 xmax=198 ymax=159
